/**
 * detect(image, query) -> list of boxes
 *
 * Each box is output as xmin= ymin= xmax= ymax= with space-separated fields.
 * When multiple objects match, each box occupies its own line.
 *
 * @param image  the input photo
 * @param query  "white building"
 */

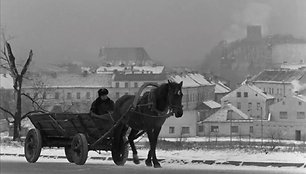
xmin=221 ymin=84 xmax=275 ymax=120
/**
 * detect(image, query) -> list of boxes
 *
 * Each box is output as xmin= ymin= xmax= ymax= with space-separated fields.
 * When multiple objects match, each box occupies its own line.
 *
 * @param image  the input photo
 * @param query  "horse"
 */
xmin=111 ymin=80 xmax=183 ymax=168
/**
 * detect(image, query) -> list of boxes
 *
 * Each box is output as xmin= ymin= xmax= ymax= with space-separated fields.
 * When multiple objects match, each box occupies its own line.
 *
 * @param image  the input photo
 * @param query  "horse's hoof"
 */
xmin=145 ymin=159 xmax=152 ymax=167
xmin=133 ymin=154 xmax=140 ymax=165
xmin=154 ymin=163 xmax=162 ymax=168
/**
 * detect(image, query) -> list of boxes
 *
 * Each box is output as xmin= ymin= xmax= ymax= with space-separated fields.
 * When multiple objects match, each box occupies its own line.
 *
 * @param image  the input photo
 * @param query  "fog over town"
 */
xmin=1 ymin=0 xmax=306 ymax=68
xmin=1 ymin=1 xmax=306 ymax=173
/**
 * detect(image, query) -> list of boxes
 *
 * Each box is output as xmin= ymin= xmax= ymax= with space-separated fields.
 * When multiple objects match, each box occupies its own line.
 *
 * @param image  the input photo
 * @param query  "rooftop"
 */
xmin=251 ymin=69 xmax=306 ymax=83
xmin=203 ymin=104 xmax=251 ymax=122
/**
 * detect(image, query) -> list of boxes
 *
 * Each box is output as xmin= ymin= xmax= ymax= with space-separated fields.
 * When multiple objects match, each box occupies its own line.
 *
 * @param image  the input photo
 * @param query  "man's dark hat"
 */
xmin=98 ymin=88 xmax=108 ymax=96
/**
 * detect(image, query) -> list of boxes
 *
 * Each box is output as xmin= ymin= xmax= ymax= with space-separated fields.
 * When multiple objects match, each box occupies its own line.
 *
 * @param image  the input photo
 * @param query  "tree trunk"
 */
xmin=13 ymin=81 xmax=22 ymax=141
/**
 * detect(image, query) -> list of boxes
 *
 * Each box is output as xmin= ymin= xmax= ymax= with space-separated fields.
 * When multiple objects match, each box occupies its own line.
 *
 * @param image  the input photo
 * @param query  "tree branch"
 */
xmin=21 ymin=93 xmax=49 ymax=113
xmin=20 ymin=50 xmax=33 ymax=77
xmin=0 ymin=106 xmax=15 ymax=123
xmin=5 ymin=42 xmax=19 ymax=76
xmin=21 ymin=110 xmax=46 ymax=120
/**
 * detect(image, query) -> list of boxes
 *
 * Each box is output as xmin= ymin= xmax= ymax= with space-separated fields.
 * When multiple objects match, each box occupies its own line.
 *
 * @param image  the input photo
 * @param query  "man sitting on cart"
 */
xmin=90 ymin=88 xmax=114 ymax=122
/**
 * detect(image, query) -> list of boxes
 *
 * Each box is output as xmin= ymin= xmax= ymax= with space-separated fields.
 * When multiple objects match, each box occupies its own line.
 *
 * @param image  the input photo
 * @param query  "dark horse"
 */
xmin=112 ymin=80 xmax=183 ymax=168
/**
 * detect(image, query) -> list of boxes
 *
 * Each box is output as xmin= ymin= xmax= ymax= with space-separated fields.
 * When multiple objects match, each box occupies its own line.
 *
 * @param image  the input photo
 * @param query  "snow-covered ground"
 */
xmin=1 ymin=132 xmax=306 ymax=168
xmin=1 ymin=141 xmax=306 ymax=164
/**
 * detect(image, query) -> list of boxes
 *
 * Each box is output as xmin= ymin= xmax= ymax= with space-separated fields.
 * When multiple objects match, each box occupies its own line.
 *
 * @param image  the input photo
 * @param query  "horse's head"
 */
xmin=167 ymin=80 xmax=183 ymax=118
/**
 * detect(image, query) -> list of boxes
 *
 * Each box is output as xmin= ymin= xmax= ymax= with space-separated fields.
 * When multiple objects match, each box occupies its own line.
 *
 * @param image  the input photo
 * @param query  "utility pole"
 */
xmin=229 ymin=109 xmax=233 ymax=147
xmin=261 ymin=106 xmax=263 ymax=148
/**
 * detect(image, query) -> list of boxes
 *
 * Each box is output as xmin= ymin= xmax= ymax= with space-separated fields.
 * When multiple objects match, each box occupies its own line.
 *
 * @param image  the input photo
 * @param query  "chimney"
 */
xmin=246 ymin=25 xmax=262 ymax=41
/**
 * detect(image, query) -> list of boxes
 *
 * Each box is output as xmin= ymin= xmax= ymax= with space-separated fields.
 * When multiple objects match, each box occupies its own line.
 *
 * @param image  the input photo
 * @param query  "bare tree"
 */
xmin=0 ymin=41 xmax=36 ymax=140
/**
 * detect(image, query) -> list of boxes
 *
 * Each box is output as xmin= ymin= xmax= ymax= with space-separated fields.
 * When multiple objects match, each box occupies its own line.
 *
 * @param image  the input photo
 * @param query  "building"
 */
xmin=23 ymin=73 xmax=113 ymax=112
xmin=221 ymin=83 xmax=275 ymax=120
xmin=198 ymin=104 xmax=253 ymax=137
xmin=0 ymin=73 xmax=14 ymax=120
xmin=196 ymin=100 xmax=221 ymax=136
xmin=255 ymin=94 xmax=306 ymax=141
xmin=98 ymin=47 xmax=157 ymax=66
xmin=112 ymin=70 xmax=167 ymax=100
xmin=160 ymin=73 xmax=215 ymax=138
xmin=213 ymin=81 xmax=231 ymax=103
xmin=251 ymin=69 xmax=306 ymax=102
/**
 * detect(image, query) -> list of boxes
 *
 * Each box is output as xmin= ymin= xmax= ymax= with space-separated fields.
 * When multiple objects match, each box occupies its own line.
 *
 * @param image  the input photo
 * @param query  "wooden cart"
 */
xmin=25 ymin=112 xmax=128 ymax=165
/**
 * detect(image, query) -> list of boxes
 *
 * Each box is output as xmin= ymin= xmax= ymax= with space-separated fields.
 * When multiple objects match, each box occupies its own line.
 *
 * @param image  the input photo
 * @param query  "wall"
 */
xmin=199 ymin=121 xmax=253 ymax=137
xmin=160 ymin=110 xmax=197 ymax=138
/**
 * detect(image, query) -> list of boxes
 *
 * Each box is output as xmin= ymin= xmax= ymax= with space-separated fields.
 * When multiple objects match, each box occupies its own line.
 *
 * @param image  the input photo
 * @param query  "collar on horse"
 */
xmin=131 ymin=88 xmax=173 ymax=118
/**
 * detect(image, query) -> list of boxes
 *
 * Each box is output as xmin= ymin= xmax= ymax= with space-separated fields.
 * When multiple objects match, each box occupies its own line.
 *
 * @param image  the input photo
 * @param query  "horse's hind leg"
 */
xmin=128 ymin=128 xmax=140 ymax=164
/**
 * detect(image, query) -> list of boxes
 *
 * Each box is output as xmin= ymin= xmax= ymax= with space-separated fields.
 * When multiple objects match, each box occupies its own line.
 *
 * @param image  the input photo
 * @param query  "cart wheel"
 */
xmin=24 ymin=129 xmax=42 ymax=163
xmin=64 ymin=146 xmax=74 ymax=163
xmin=71 ymin=133 xmax=88 ymax=165
xmin=112 ymin=137 xmax=129 ymax=166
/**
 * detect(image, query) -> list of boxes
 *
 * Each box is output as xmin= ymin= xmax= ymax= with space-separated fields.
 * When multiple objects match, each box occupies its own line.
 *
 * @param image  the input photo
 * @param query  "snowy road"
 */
xmin=1 ymin=156 xmax=305 ymax=174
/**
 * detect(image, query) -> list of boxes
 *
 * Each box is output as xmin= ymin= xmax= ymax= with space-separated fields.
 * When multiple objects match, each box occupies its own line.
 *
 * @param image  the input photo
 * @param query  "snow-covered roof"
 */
xmin=169 ymin=74 xmax=200 ymax=88
xmin=203 ymin=104 xmax=250 ymax=122
xmin=132 ymin=66 xmax=164 ymax=74
xmin=202 ymin=100 xmax=221 ymax=109
xmin=96 ymin=66 xmax=125 ymax=73
xmin=214 ymin=81 xmax=231 ymax=94
xmin=187 ymin=73 xmax=214 ymax=86
xmin=97 ymin=65 xmax=164 ymax=74
xmin=293 ymin=94 xmax=306 ymax=102
xmin=0 ymin=73 xmax=14 ymax=89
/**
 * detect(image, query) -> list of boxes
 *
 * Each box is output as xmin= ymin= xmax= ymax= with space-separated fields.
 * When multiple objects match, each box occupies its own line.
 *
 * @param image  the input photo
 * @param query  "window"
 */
xmin=115 ymin=82 xmax=119 ymax=88
xmin=55 ymin=92 xmax=59 ymax=99
xmin=86 ymin=92 xmax=90 ymax=99
xmin=250 ymin=126 xmax=253 ymax=133
xmin=236 ymin=92 xmax=241 ymax=98
xmin=248 ymin=102 xmax=252 ymax=110
xmin=67 ymin=92 xmax=72 ymax=99
xmin=181 ymin=127 xmax=190 ymax=134
xmin=231 ymin=126 xmax=238 ymax=133
xmin=116 ymin=92 xmax=120 ymax=99
xmin=198 ymin=125 xmax=204 ymax=132
xmin=256 ymin=103 xmax=260 ymax=111
xmin=125 ymin=92 xmax=128 ymax=95
xmin=134 ymin=82 xmax=138 ymax=88
xmin=125 ymin=82 xmax=128 ymax=88
xmin=237 ymin=102 xmax=241 ymax=109
xmin=298 ymin=101 xmax=302 ymax=106
xmin=169 ymin=127 xmax=175 ymax=134
xmin=210 ymin=126 xmax=219 ymax=133
xmin=244 ymin=92 xmax=248 ymax=97
xmin=280 ymin=111 xmax=288 ymax=119
xmin=76 ymin=92 xmax=81 ymax=99
xmin=297 ymin=112 xmax=305 ymax=119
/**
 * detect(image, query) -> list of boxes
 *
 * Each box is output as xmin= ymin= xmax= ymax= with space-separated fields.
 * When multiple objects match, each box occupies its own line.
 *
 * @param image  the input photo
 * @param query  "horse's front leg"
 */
xmin=146 ymin=127 xmax=162 ymax=168
xmin=128 ymin=128 xmax=140 ymax=164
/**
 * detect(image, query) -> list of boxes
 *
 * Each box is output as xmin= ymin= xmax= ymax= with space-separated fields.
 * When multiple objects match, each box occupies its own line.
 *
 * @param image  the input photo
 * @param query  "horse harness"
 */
xmin=130 ymin=89 xmax=174 ymax=118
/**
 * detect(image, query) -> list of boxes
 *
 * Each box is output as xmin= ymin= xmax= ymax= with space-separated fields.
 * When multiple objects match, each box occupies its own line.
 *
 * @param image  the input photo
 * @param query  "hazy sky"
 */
xmin=1 ymin=0 xmax=306 ymax=68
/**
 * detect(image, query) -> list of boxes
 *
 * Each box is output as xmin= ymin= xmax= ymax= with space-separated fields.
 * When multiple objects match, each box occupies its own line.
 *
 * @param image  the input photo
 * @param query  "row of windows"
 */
xmin=115 ymin=82 xmax=139 ymax=88
xmin=207 ymin=125 xmax=253 ymax=133
xmin=236 ymin=102 xmax=262 ymax=111
xmin=169 ymin=126 xmax=190 ymax=134
xmin=30 ymin=91 xmax=92 ymax=100
xmin=236 ymin=92 xmax=248 ymax=98
xmin=262 ymin=87 xmax=284 ymax=95
xmin=279 ymin=111 xmax=305 ymax=119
